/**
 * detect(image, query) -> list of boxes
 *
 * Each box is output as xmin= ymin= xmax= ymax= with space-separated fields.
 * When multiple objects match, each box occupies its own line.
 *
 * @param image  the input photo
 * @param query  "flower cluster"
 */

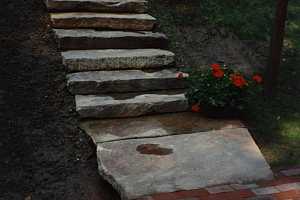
xmin=210 ymin=63 xmax=262 ymax=88
xmin=185 ymin=63 xmax=264 ymax=114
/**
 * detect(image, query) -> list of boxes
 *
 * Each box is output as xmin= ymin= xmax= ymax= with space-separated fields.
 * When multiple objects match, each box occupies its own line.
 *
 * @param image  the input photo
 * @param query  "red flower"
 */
xmin=210 ymin=63 xmax=224 ymax=78
xmin=211 ymin=63 xmax=221 ymax=70
xmin=212 ymin=69 xmax=224 ymax=78
xmin=252 ymin=74 xmax=263 ymax=84
xmin=230 ymin=74 xmax=247 ymax=88
xmin=191 ymin=104 xmax=201 ymax=113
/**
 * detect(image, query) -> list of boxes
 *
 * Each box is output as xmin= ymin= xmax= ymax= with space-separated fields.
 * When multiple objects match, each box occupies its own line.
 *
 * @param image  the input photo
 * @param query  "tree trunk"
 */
xmin=264 ymin=0 xmax=288 ymax=97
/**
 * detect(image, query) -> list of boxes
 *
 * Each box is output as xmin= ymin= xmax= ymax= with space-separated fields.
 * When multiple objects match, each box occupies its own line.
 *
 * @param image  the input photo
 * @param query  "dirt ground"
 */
xmin=0 ymin=0 xmax=266 ymax=199
xmin=0 ymin=0 xmax=119 ymax=199
xmin=149 ymin=0 xmax=266 ymax=73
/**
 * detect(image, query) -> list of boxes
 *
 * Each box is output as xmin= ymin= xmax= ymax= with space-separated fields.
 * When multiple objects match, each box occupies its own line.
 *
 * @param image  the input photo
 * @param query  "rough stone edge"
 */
xmin=97 ymin=145 xmax=130 ymax=200
xmin=61 ymin=49 xmax=176 ymax=72
xmin=95 ymin=128 xmax=274 ymax=200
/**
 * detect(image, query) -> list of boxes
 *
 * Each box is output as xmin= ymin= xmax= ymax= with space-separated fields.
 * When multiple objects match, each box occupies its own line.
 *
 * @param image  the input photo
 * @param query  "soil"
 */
xmin=0 ymin=0 xmax=119 ymax=199
xmin=149 ymin=0 xmax=266 ymax=73
xmin=0 ymin=0 xmax=267 ymax=199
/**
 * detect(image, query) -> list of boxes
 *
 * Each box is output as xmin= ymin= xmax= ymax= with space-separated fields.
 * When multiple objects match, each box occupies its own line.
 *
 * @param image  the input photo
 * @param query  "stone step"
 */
xmin=45 ymin=0 xmax=147 ymax=13
xmin=76 ymin=93 xmax=188 ymax=119
xmin=67 ymin=69 xmax=185 ymax=94
xmin=96 ymin=128 xmax=273 ymax=199
xmin=54 ymin=29 xmax=168 ymax=50
xmin=62 ymin=49 xmax=175 ymax=72
xmin=50 ymin=13 xmax=156 ymax=30
xmin=80 ymin=112 xmax=244 ymax=143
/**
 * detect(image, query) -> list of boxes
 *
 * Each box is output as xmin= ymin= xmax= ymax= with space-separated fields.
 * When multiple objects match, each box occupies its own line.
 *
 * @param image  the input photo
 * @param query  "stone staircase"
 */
xmin=45 ymin=0 xmax=274 ymax=199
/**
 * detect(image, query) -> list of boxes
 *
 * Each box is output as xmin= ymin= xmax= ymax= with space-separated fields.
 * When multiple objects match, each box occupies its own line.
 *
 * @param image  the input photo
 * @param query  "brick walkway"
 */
xmin=141 ymin=167 xmax=300 ymax=200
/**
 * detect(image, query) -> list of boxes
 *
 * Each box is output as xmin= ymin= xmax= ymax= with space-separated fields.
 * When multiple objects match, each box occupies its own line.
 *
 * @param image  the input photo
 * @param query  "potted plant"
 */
xmin=177 ymin=63 xmax=263 ymax=118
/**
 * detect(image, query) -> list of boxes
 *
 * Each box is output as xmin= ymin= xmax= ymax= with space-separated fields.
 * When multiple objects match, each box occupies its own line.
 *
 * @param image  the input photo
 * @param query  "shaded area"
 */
xmin=244 ymin=0 xmax=300 ymax=167
xmin=148 ymin=0 xmax=300 ymax=167
xmin=136 ymin=144 xmax=173 ymax=155
xmin=149 ymin=0 xmax=264 ymax=72
xmin=0 ymin=0 xmax=119 ymax=199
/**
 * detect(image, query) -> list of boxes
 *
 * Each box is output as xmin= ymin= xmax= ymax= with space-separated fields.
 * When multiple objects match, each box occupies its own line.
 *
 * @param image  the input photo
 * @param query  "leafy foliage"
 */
xmin=200 ymin=0 xmax=276 ymax=40
xmin=185 ymin=64 xmax=263 ymax=110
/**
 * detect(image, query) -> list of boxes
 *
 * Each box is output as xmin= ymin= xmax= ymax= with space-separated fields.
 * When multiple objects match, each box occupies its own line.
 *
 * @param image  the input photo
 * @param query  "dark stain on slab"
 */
xmin=136 ymin=144 xmax=173 ymax=156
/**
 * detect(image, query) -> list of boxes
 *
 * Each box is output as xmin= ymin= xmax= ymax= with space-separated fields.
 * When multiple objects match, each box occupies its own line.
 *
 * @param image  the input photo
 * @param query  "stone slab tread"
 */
xmin=96 ymin=128 xmax=273 ymax=199
xmin=76 ymin=93 xmax=188 ymax=119
xmin=67 ymin=69 xmax=185 ymax=94
xmin=62 ymin=49 xmax=175 ymax=72
xmin=50 ymin=12 xmax=156 ymax=30
xmin=80 ymin=112 xmax=244 ymax=143
xmin=45 ymin=0 xmax=147 ymax=13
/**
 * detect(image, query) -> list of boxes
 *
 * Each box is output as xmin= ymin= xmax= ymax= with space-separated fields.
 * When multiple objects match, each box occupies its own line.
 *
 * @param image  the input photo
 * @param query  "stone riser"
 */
xmin=58 ymin=35 xmax=168 ymax=50
xmin=54 ymin=30 xmax=168 ymax=50
xmin=68 ymin=78 xmax=185 ymax=94
xmin=46 ymin=0 xmax=147 ymax=13
xmin=67 ymin=69 xmax=185 ymax=94
xmin=76 ymin=93 xmax=188 ymax=119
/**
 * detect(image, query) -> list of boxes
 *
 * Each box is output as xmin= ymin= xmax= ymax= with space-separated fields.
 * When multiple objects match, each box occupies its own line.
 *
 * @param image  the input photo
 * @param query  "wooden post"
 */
xmin=264 ymin=0 xmax=288 ymax=96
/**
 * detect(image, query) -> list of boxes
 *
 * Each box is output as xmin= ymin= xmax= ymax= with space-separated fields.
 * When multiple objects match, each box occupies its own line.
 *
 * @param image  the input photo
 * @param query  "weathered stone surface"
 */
xmin=76 ymin=93 xmax=188 ymax=119
xmin=54 ymin=29 xmax=168 ymax=50
xmin=45 ymin=0 xmax=147 ymax=13
xmin=67 ymin=69 xmax=185 ymax=94
xmin=62 ymin=49 xmax=175 ymax=72
xmin=80 ymin=112 xmax=244 ymax=143
xmin=97 ymin=128 xmax=273 ymax=199
xmin=50 ymin=13 xmax=156 ymax=30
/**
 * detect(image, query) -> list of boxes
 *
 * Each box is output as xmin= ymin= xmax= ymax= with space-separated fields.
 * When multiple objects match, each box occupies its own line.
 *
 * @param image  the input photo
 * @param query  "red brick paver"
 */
xmin=138 ymin=167 xmax=300 ymax=200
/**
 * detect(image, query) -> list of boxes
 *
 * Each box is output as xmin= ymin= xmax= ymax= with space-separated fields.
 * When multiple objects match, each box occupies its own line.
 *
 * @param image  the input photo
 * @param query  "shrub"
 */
xmin=182 ymin=64 xmax=263 ymax=115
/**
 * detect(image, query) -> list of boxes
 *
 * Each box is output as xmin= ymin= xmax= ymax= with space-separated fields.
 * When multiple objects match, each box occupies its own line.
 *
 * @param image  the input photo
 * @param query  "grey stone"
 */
xmin=62 ymin=49 xmax=175 ymax=72
xmin=76 ymin=93 xmax=188 ymax=119
xmin=45 ymin=0 xmax=147 ymax=13
xmin=96 ymin=128 xmax=273 ymax=199
xmin=54 ymin=29 xmax=168 ymax=50
xmin=67 ymin=69 xmax=185 ymax=94
xmin=50 ymin=12 xmax=156 ymax=30
xmin=80 ymin=112 xmax=244 ymax=143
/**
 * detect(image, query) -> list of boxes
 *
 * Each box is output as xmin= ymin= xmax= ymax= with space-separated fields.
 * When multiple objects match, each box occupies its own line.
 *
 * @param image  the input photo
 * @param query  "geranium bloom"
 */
xmin=211 ymin=63 xmax=221 ymax=70
xmin=191 ymin=103 xmax=201 ymax=113
xmin=230 ymin=74 xmax=247 ymax=88
xmin=176 ymin=72 xmax=189 ymax=79
xmin=252 ymin=74 xmax=263 ymax=84
xmin=212 ymin=69 xmax=224 ymax=78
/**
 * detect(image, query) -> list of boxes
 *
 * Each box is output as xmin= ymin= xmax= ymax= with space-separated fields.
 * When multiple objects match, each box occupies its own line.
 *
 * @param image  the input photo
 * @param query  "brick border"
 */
xmin=138 ymin=167 xmax=300 ymax=200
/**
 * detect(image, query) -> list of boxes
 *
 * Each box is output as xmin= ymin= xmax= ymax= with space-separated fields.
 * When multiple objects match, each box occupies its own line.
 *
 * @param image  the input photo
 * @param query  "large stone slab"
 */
xmin=97 ymin=128 xmax=273 ymax=199
xmin=67 ymin=69 xmax=185 ymax=94
xmin=54 ymin=29 xmax=168 ymax=50
xmin=80 ymin=112 xmax=244 ymax=143
xmin=50 ymin=13 xmax=156 ymax=30
xmin=62 ymin=49 xmax=175 ymax=72
xmin=45 ymin=0 xmax=147 ymax=13
xmin=76 ymin=93 xmax=188 ymax=119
